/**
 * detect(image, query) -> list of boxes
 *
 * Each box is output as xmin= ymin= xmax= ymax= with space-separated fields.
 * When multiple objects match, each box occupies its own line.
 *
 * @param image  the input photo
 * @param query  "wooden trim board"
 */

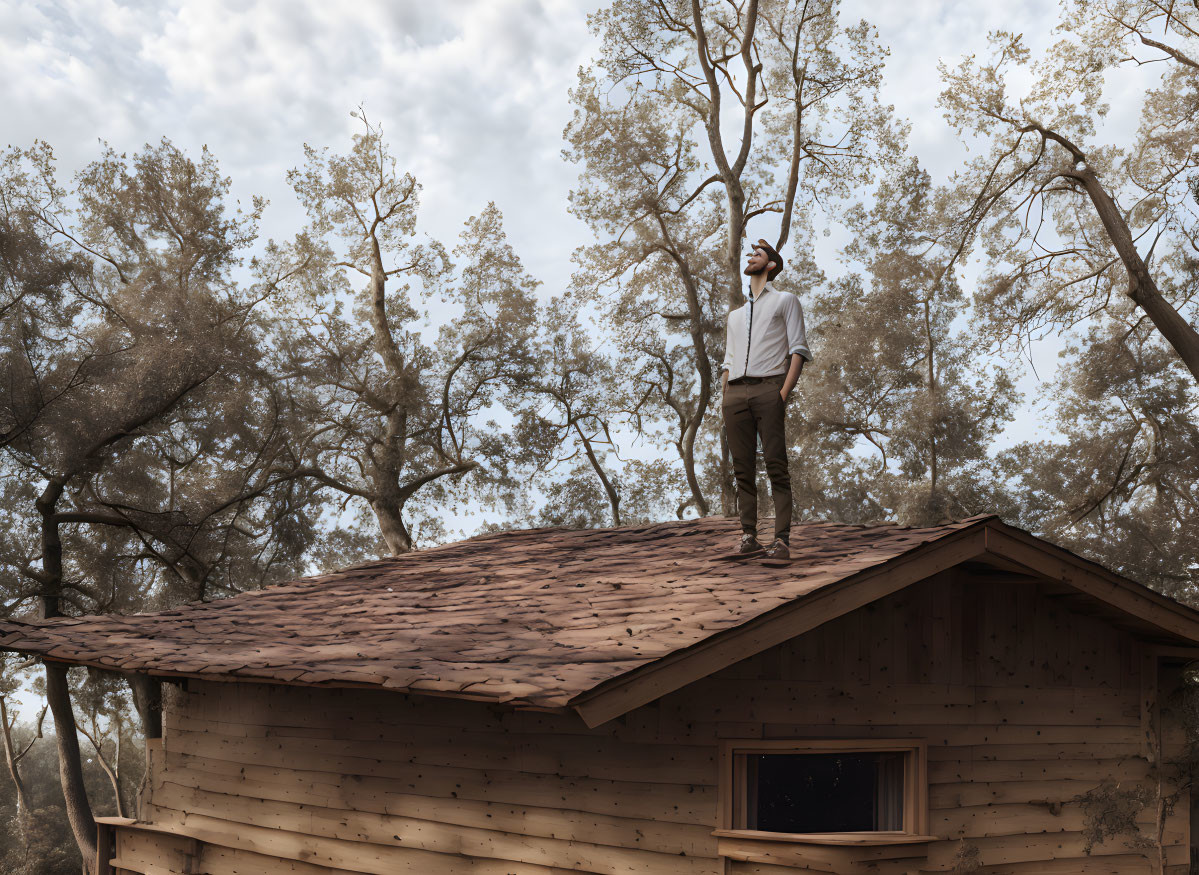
xmin=717 ymin=737 xmax=929 ymax=838
xmin=981 ymin=527 xmax=1199 ymax=642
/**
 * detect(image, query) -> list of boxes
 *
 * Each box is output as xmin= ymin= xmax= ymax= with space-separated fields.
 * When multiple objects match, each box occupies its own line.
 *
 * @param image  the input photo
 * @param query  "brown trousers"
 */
xmin=722 ymin=374 xmax=792 ymax=542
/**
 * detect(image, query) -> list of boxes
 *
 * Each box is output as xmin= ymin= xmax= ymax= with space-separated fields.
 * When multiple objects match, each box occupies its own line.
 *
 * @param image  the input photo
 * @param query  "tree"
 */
xmin=938 ymin=4 xmax=1199 ymax=383
xmin=517 ymin=297 xmax=628 ymax=526
xmin=0 ymin=657 xmax=46 ymax=821
xmin=0 ymin=721 xmax=89 ymax=874
xmin=0 ymin=668 xmax=140 ymax=875
xmin=565 ymin=64 xmax=727 ymax=516
xmin=934 ymin=1 xmax=1199 ymax=598
xmin=567 ymin=0 xmax=900 ymax=516
xmin=0 ymin=139 xmax=329 ymax=869
xmin=282 ymin=116 xmax=540 ymax=553
xmin=72 ymin=670 xmax=133 ymax=819
xmin=790 ymin=158 xmax=1016 ymax=524
xmin=997 ymin=320 xmax=1199 ymax=602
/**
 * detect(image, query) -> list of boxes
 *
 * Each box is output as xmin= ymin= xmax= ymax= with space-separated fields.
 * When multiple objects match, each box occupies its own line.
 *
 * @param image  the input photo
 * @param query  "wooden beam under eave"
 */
xmin=982 ymin=526 xmax=1199 ymax=644
xmin=570 ymin=526 xmax=990 ymax=728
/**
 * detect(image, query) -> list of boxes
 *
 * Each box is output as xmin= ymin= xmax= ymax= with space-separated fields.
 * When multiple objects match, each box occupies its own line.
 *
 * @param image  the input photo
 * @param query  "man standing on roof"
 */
xmin=720 ymin=238 xmax=812 ymax=561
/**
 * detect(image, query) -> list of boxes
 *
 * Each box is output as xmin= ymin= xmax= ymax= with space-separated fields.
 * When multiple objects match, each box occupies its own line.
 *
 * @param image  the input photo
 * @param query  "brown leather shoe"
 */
xmin=737 ymin=534 xmax=765 ymax=557
xmin=763 ymin=539 xmax=790 ymax=560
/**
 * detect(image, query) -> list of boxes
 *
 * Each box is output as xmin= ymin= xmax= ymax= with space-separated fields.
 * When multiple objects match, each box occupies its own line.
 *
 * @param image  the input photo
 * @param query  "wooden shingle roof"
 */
xmin=2 ymin=514 xmax=1196 ymax=724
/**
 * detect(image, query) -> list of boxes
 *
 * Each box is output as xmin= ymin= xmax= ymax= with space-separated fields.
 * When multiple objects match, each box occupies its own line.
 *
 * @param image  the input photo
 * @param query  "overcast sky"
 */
xmin=1 ymin=0 xmax=1152 ymax=450
xmin=2 ymin=0 xmax=1078 ymax=285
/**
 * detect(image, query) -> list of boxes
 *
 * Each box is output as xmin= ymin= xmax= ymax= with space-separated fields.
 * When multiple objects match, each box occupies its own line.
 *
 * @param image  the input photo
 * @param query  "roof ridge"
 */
xmin=182 ymin=515 xmax=1006 ymax=602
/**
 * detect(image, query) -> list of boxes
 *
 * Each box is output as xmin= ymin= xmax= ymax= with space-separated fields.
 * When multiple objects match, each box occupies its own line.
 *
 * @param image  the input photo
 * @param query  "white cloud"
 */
xmin=1 ymin=0 xmax=601 ymax=299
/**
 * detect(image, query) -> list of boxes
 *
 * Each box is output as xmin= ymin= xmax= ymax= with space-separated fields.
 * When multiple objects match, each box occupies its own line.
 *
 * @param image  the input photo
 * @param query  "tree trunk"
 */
xmin=922 ymin=298 xmax=939 ymax=504
xmin=1073 ymin=165 xmax=1199 ymax=383
xmin=724 ymin=193 xmax=747 ymax=312
xmin=126 ymin=673 xmax=162 ymax=741
xmin=679 ymin=433 xmax=709 ymax=518
xmin=362 ymin=233 xmax=421 ymax=555
xmin=654 ymin=214 xmax=713 ymax=517
xmin=720 ymin=430 xmax=735 ymax=516
xmin=678 ymin=320 xmax=712 ymax=518
xmin=44 ymin=662 xmax=96 ymax=872
xmin=367 ymin=237 xmax=407 ymax=378
xmin=94 ymin=723 xmax=124 ymax=819
xmin=689 ymin=0 xmax=754 ymax=314
xmin=126 ymin=673 xmax=161 ymax=819
xmin=0 ymin=697 xmax=29 ymax=817
xmin=371 ymin=497 xmax=413 ymax=554
xmin=37 ymin=480 xmax=96 ymax=873
xmin=576 ymin=424 xmax=622 ymax=526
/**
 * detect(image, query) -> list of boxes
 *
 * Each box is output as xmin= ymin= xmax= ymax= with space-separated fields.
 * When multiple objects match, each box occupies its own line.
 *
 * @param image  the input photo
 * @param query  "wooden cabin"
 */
xmin=4 ymin=513 xmax=1199 ymax=874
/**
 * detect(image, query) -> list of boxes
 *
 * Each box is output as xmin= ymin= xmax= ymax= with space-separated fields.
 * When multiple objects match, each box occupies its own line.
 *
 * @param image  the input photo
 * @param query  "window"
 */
xmin=719 ymin=739 xmax=928 ymax=841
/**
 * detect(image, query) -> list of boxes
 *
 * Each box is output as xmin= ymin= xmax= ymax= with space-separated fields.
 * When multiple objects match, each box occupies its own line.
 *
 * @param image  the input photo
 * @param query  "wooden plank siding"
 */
xmin=109 ymin=568 xmax=1190 ymax=874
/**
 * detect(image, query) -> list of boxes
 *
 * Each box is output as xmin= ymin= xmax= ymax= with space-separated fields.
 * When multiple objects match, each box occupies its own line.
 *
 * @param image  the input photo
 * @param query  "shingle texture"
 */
xmin=0 ymin=515 xmax=994 ymax=708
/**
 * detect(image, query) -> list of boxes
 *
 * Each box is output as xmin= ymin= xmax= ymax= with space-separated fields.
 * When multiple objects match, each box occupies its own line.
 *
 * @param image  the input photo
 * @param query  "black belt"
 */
xmin=729 ymin=375 xmax=780 ymax=385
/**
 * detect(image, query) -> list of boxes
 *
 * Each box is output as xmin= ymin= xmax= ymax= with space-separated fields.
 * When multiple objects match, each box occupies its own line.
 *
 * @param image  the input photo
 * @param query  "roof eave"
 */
xmin=569 ymin=522 xmax=991 ymax=728
xmin=568 ymin=519 xmax=1199 ymax=729
xmin=17 ymin=651 xmax=575 ymax=715
xmin=979 ymin=523 xmax=1199 ymax=643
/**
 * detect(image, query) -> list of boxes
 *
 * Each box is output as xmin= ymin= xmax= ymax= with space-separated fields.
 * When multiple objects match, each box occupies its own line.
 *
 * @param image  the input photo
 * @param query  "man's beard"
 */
xmin=743 ymin=263 xmax=767 ymax=276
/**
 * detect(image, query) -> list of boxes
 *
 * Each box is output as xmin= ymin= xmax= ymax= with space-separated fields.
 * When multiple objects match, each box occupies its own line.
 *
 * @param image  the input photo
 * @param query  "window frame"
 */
xmin=716 ymin=738 xmax=930 ymax=844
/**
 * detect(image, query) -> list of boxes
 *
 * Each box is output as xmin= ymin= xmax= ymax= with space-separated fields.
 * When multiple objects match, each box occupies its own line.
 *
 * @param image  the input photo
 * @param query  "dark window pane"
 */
xmin=747 ymin=752 xmax=905 ymax=833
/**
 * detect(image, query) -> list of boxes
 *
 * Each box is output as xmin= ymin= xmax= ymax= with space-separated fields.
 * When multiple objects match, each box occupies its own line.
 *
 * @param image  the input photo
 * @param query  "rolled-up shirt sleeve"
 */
xmin=784 ymin=296 xmax=812 ymax=362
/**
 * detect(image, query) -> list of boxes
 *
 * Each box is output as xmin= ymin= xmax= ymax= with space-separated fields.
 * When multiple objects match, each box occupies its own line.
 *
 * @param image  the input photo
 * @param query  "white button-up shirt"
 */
xmin=720 ymin=281 xmax=812 ymax=380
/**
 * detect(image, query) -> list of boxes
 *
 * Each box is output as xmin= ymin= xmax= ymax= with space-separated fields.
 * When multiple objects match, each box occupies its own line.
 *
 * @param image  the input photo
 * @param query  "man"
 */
xmin=720 ymin=238 xmax=811 ymax=560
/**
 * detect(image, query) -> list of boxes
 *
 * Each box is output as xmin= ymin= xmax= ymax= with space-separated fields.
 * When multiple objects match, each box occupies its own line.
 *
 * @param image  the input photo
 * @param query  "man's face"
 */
xmin=744 ymin=246 xmax=773 ymax=277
